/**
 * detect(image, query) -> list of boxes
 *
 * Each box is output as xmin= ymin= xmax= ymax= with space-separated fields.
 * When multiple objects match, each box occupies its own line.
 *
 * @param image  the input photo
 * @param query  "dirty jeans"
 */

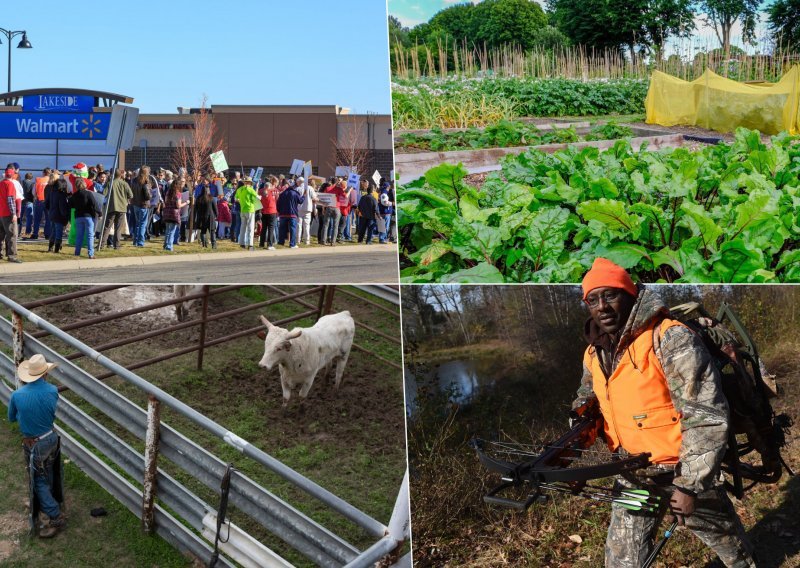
xmin=23 ymin=433 xmax=60 ymax=519
xmin=606 ymin=476 xmax=755 ymax=567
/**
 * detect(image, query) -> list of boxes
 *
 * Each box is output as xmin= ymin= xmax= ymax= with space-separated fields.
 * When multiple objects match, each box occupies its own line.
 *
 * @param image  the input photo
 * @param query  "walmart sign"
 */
xmin=0 ymin=112 xmax=111 ymax=139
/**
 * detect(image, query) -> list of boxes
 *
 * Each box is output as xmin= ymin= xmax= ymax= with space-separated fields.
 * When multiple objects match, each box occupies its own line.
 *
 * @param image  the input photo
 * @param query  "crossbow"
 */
xmin=472 ymin=396 xmax=657 ymax=512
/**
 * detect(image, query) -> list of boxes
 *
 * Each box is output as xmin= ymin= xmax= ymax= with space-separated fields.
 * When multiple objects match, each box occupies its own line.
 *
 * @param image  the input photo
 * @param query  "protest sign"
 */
xmin=290 ymin=159 xmax=305 ymax=176
xmin=372 ymin=170 xmax=381 ymax=186
xmin=376 ymin=217 xmax=386 ymax=233
xmin=253 ymin=167 xmax=263 ymax=185
xmin=335 ymin=166 xmax=351 ymax=177
xmin=210 ymin=151 xmax=228 ymax=173
xmin=317 ymin=193 xmax=336 ymax=207
xmin=347 ymin=172 xmax=360 ymax=189
xmin=303 ymin=161 xmax=312 ymax=181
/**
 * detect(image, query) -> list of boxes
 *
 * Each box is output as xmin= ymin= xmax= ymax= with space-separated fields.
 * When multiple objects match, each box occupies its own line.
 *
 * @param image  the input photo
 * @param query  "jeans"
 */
xmin=74 ymin=216 xmax=95 ymax=257
xmin=132 ymin=206 xmax=149 ymax=246
xmin=21 ymin=201 xmax=33 ymax=233
xmin=239 ymin=212 xmax=255 ymax=247
xmin=278 ymin=217 xmax=298 ymax=247
xmin=230 ymin=212 xmax=241 ymax=242
xmin=321 ymin=208 xmax=341 ymax=244
xmin=163 ymin=222 xmax=179 ymax=251
xmin=23 ymin=433 xmax=60 ymax=519
xmin=380 ymin=213 xmax=392 ymax=243
xmin=260 ymin=213 xmax=276 ymax=247
xmin=343 ymin=209 xmax=355 ymax=240
xmin=51 ymin=222 xmax=65 ymax=243
xmin=357 ymin=217 xmax=377 ymax=243
xmin=32 ymin=201 xmax=49 ymax=238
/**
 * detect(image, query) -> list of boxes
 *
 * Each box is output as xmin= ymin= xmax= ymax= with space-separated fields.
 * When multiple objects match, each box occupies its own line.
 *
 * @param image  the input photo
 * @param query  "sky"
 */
xmin=389 ymin=0 xmax=778 ymax=57
xmin=3 ymin=0 xmax=392 ymax=114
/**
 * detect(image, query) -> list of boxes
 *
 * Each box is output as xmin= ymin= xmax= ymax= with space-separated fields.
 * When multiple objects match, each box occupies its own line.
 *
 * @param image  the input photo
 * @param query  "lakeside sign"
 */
xmin=23 ymin=94 xmax=94 ymax=113
xmin=0 ymin=112 xmax=112 ymax=139
xmin=0 ymin=88 xmax=138 ymax=173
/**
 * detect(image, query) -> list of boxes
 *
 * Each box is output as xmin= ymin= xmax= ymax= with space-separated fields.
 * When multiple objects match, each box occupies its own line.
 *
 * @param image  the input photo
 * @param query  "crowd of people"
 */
xmin=0 ymin=161 xmax=396 ymax=263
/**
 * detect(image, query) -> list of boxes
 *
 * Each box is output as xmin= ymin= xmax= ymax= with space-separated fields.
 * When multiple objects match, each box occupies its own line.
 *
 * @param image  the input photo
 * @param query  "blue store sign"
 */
xmin=0 ymin=112 xmax=112 ymax=139
xmin=23 ymin=94 xmax=94 ymax=113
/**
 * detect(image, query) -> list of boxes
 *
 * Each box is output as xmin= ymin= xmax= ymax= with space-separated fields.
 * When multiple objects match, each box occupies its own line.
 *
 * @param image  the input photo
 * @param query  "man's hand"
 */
xmin=670 ymin=487 xmax=696 ymax=526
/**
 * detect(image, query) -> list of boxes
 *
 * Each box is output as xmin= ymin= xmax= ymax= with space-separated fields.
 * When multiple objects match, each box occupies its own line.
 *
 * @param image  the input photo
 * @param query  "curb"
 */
xmin=4 ymin=243 xmax=398 ymax=274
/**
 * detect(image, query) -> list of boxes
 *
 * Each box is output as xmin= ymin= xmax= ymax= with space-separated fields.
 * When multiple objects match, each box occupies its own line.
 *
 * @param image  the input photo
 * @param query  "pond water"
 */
xmin=405 ymin=356 xmax=502 ymax=416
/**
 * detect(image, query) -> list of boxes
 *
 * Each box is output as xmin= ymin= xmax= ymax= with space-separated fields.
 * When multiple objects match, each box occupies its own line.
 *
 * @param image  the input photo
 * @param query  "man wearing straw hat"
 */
xmin=8 ymin=354 xmax=65 ymax=538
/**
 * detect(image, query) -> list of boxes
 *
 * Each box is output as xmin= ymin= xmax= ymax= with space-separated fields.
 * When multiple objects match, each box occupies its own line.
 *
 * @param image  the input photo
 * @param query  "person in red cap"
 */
xmin=573 ymin=258 xmax=754 ymax=567
xmin=0 ymin=167 xmax=23 ymax=263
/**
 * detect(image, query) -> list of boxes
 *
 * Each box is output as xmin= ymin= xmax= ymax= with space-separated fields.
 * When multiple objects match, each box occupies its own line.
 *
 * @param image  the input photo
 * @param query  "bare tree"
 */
xmin=333 ymin=115 xmax=371 ymax=177
xmin=171 ymin=95 xmax=224 ymax=231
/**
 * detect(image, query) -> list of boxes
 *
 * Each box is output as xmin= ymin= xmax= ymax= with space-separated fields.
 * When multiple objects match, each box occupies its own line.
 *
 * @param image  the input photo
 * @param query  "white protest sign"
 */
xmin=347 ymin=172 xmax=360 ymax=189
xmin=210 ymin=151 xmax=228 ymax=173
xmin=290 ymin=159 xmax=305 ymax=176
xmin=372 ymin=170 xmax=381 ymax=187
xmin=303 ymin=161 xmax=312 ymax=181
xmin=335 ymin=166 xmax=351 ymax=177
xmin=376 ymin=217 xmax=386 ymax=233
xmin=317 ymin=193 xmax=336 ymax=207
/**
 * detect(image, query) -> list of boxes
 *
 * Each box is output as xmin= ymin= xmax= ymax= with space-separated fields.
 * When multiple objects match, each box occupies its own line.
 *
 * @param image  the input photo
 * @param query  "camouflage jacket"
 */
xmin=573 ymin=286 xmax=730 ymax=495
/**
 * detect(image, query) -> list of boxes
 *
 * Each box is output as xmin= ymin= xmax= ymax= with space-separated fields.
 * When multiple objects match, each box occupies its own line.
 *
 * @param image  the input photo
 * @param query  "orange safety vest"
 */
xmin=584 ymin=318 xmax=684 ymax=465
xmin=35 ymin=176 xmax=48 ymax=201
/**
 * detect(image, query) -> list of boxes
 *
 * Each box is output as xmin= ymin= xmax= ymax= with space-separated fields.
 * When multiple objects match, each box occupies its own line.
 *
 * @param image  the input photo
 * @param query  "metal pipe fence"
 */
xmin=0 ymin=287 xmax=408 ymax=568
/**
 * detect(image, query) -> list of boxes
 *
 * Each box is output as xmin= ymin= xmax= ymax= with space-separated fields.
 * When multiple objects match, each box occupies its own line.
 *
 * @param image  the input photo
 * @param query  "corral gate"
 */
xmin=0 ymin=288 xmax=409 ymax=568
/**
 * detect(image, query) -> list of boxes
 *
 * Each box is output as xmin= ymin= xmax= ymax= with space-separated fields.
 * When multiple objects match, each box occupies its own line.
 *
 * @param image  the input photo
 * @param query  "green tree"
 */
xmin=698 ymin=0 xmax=761 ymax=61
xmin=470 ymin=0 xmax=548 ymax=49
xmin=388 ymin=15 xmax=411 ymax=48
xmin=428 ymin=2 xmax=475 ymax=43
xmin=766 ymin=0 xmax=800 ymax=49
xmin=548 ymin=0 xmax=694 ymax=61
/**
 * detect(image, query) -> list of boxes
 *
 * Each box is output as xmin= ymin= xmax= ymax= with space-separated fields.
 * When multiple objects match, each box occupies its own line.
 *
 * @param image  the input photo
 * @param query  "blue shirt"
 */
xmin=7 ymin=379 xmax=59 ymax=437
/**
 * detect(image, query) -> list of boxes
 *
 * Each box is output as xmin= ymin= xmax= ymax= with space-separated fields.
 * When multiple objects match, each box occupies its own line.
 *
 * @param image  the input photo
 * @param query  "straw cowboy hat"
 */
xmin=18 ymin=354 xmax=58 ymax=383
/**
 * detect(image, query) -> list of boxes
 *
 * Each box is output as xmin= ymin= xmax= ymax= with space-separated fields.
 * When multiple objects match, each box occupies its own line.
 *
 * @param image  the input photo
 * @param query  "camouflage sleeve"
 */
xmin=656 ymin=325 xmax=730 ymax=495
xmin=571 ymin=360 xmax=594 ymax=410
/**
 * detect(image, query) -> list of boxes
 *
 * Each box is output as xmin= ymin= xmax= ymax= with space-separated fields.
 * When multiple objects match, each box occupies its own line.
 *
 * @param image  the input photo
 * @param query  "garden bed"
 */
xmin=396 ymin=125 xmax=683 ymax=184
xmin=397 ymin=128 xmax=800 ymax=284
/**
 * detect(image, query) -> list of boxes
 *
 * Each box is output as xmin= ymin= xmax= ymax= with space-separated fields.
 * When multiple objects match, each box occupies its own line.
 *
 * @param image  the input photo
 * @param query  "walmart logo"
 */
xmin=81 ymin=114 xmax=102 ymax=138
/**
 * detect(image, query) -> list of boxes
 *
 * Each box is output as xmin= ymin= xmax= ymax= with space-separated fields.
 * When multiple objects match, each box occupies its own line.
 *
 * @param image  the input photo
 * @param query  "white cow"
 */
xmin=258 ymin=311 xmax=355 ymax=406
xmin=173 ymin=285 xmax=204 ymax=322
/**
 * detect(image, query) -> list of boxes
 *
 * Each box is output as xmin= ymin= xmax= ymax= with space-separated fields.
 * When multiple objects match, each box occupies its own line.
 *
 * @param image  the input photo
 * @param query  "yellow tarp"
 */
xmin=645 ymin=66 xmax=800 ymax=135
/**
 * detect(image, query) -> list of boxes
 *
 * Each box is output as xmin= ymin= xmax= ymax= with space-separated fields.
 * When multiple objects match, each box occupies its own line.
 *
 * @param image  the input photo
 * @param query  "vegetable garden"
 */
xmin=398 ymin=128 xmax=800 ymax=284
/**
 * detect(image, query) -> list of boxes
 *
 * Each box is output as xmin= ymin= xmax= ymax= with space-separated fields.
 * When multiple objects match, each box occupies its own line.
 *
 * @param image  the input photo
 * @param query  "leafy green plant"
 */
xmin=398 ymin=128 xmax=800 ymax=283
xmin=392 ymin=77 xmax=649 ymax=129
xmin=396 ymin=121 xmax=633 ymax=152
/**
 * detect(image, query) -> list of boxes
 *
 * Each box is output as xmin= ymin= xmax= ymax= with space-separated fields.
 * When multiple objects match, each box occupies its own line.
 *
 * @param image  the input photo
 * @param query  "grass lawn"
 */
xmin=0 ymin=421 xmax=194 ymax=567
xmin=14 ymin=234 xmax=360 ymax=263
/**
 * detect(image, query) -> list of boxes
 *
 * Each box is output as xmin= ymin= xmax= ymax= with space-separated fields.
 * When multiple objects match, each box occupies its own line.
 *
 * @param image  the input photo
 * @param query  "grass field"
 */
xmin=0 ymin=285 xmax=406 ymax=567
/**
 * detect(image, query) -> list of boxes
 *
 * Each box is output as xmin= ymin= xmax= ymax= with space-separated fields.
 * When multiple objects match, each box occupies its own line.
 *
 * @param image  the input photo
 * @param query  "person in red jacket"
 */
xmin=0 ymin=168 xmax=22 ymax=262
xmin=259 ymin=176 xmax=279 ymax=249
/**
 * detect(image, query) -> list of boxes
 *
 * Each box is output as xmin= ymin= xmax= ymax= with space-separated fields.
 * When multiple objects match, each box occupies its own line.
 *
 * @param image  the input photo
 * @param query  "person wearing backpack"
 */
xmin=572 ymin=258 xmax=756 ymax=567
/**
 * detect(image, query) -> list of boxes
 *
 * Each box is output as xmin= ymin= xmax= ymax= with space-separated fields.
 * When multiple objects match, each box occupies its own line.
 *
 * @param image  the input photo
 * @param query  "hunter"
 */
xmin=7 ymin=354 xmax=65 ymax=538
xmin=574 ymin=258 xmax=755 ymax=567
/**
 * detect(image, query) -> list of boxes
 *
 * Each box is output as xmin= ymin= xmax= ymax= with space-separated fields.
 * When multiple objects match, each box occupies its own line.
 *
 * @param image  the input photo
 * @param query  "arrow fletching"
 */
xmin=612 ymin=498 xmax=659 ymax=512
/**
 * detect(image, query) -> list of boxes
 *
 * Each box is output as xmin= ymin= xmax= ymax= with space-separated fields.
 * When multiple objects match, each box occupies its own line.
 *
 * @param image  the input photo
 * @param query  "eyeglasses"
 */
xmin=585 ymin=289 xmax=623 ymax=308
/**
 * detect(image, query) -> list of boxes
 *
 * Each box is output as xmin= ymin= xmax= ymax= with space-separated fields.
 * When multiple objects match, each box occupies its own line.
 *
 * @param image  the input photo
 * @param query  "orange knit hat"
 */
xmin=582 ymin=258 xmax=637 ymax=300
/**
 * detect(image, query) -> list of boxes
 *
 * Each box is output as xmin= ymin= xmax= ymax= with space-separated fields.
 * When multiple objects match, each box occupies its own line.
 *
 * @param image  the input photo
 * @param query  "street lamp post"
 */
xmin=0 ymin=28 xmax=32 ymax=93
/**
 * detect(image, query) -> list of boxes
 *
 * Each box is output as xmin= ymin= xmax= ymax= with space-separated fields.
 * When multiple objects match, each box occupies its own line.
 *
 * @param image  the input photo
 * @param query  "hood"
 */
xmin=584 ymin=285 xmax=668 ymax=350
